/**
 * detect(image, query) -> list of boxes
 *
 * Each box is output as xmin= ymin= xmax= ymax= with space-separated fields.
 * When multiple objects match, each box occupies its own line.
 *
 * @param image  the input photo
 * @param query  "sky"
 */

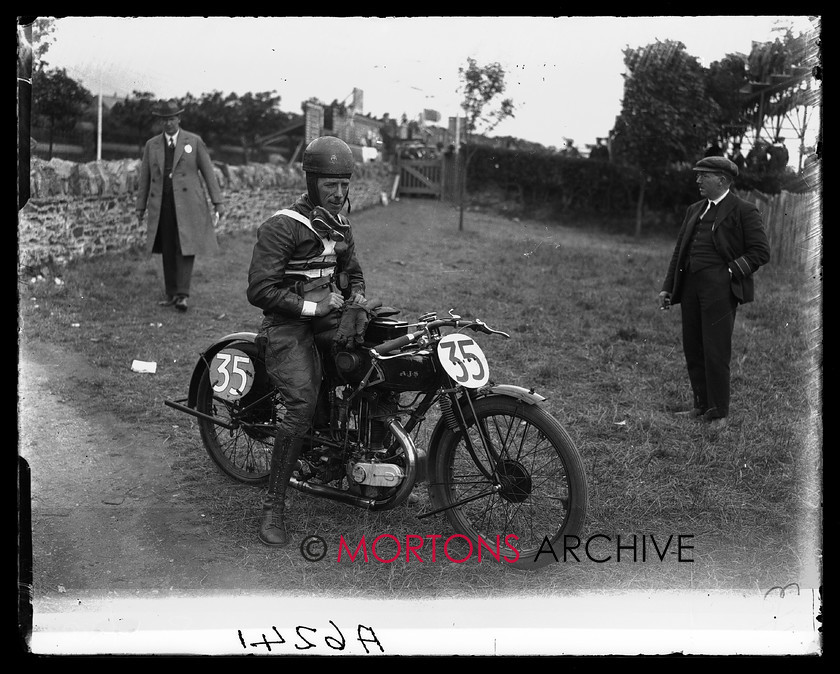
xmin=36 ymin=15 xmax=820 ymax=154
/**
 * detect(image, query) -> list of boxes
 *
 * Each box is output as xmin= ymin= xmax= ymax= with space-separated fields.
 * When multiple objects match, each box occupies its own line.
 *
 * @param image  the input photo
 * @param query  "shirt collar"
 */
xmin=166 ymin=131 xmax=179 ymax=145
xmin=709 ymin=190 xmax=729 ymax=206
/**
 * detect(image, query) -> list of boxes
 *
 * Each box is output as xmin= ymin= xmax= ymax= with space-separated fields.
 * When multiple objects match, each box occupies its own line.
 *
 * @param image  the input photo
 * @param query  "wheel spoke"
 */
xmin=195 ymin=346 xmax=279 ymax=484
xmin=207 ymin=398 xmax=273 ymax=476
xmin=430 ymin=397 xmax=588 ymax=568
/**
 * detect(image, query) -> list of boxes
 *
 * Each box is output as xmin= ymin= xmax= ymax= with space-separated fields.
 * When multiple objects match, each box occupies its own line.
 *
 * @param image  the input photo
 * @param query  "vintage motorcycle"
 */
xmin=165 ymin=308 xmax=588 ymax=569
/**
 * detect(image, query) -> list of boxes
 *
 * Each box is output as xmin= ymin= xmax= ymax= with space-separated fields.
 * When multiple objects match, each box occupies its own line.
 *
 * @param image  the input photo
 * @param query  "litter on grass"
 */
xmin=131 ymin=359 xmax=157 ymax=374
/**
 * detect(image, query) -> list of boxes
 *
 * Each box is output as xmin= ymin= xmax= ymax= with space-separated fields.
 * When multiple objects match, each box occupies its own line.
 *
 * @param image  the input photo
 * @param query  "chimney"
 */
xmin=352 ymin=88 xmax=364 ymax=115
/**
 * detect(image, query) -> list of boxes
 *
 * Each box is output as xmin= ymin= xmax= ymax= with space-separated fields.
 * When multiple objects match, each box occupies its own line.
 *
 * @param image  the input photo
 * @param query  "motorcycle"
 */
xmin=165 ymin=308 xmax=588 ymax=570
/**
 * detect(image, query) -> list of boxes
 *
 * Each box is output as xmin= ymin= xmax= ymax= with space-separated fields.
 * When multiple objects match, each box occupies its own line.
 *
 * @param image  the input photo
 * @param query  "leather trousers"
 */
xmin=257 ymin=312 xmax=339 ymax=436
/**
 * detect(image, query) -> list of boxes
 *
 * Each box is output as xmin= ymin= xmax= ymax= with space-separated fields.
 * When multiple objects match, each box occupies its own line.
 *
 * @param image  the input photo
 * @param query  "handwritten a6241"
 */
xmin=238 ymin=620 xmax=383 ymax=654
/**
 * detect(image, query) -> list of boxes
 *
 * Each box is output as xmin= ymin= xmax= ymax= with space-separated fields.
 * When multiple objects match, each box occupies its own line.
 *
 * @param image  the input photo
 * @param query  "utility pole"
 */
xmin=96 ymin=72 xmax=102 ymax=161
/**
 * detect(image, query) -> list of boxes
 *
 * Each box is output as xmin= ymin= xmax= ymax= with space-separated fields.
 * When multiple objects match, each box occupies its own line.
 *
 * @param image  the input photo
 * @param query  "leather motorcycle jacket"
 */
xmin=247 ymin=194 xmax=365 ymax=318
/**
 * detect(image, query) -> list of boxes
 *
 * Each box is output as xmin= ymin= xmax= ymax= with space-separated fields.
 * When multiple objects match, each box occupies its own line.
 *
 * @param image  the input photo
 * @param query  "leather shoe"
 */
xmin=675 ymin=408 xmax=705 ymax=419
xmin=174 ymin=296 xmax=189 ymax=312
xmin=158 ymin=295 xmax=176 ymax=306
xmin=703 ymin=408 xmax=728 ymax=430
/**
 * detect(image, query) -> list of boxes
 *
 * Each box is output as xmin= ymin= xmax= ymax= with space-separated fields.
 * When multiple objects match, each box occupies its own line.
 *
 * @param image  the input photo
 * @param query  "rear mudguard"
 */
xmin=425 ymin=385 xmax=546 ymax=467
xmin=186 ymin=331 xmax=259 ymax=408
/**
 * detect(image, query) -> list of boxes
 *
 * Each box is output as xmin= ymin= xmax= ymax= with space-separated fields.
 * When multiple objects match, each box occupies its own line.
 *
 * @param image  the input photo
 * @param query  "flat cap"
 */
xmin=692 ymin=156 xmax=738 ymax=178
xmin=152 ymin=100 xmax=184 ymax=117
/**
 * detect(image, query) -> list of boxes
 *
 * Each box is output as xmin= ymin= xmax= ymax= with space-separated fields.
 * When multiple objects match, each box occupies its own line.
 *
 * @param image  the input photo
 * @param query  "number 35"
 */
xmin=210 ymin=349 xmax=255 ymax=400
xmin=437 ymin=334 xmax=489 ymax=388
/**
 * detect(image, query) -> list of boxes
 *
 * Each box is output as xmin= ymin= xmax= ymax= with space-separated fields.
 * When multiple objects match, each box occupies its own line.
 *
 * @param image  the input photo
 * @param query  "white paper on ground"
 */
xmin=131 ymin=360 xmax=157 ymax=374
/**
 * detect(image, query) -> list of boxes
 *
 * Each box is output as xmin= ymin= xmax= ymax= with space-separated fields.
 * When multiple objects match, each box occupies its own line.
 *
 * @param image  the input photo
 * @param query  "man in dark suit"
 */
xmin=659 ymin=157 xmax=771 ymax=430
xmin=136 ymin=100 xmax=225 ymax=312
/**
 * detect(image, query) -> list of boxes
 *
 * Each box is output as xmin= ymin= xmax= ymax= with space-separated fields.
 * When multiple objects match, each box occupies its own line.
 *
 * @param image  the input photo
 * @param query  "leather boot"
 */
xmin=259 ymin=431 xmax=304 ymax=547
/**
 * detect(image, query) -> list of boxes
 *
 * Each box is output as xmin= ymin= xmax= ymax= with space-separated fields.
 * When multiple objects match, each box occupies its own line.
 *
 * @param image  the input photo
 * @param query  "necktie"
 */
xmin=165 ymin=137 xmax=175 ymax=180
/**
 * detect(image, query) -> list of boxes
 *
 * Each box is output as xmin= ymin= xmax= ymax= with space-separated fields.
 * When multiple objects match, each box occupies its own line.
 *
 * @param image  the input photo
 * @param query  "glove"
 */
xmin=333 ymin=296 xmax=383 ymax=350
xmin=372 ymin=305 xmax=400 ymax=318
xmin=334 ymin=306 xmax=365 ymax=350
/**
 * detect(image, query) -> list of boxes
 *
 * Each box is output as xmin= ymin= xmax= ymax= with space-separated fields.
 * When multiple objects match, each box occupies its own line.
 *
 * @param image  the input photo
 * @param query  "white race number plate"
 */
xmin=209 ymin=348 xmax=255 ymax=400
xmin=436 ymin=333 xmax=489 ymax=389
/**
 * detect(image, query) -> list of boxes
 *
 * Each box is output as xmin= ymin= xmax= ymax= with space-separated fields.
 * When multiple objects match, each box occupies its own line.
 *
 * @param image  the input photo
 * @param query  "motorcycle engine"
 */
xmin=347 ymin=460 xmax=404 ymax=487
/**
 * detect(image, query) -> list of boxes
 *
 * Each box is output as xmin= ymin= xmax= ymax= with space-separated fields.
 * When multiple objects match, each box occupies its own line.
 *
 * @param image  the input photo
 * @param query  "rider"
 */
xmin=247 ymin=136 xmax=366 ymax=546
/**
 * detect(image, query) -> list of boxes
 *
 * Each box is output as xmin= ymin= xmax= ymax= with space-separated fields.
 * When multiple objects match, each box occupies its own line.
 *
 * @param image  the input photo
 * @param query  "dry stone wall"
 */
xmin=19 ymin=157 xmax=395 ymax=273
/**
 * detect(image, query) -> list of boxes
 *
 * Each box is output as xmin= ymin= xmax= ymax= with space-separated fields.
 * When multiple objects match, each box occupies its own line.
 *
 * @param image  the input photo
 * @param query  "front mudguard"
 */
xmin=425 ymin=384 xmax=546 ymax=469
xmin=480 ymin=384 xmax=546 ymax=405
xmin=185 ymin=331 xmax=259 ymax=408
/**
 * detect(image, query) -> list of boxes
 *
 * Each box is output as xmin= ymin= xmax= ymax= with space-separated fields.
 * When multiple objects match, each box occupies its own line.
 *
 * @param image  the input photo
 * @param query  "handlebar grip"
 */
xmin=372 ymin=332 xmax=419 ymax=356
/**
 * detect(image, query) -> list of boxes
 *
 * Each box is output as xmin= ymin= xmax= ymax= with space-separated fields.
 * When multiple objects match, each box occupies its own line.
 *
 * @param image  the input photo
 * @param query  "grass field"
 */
xmin=18 ymin=197 xmax=822 ymax=597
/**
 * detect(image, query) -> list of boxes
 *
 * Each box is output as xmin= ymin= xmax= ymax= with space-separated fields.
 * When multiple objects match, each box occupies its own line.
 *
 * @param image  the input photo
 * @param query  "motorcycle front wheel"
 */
xmin=195 ymin=342 xmax=277 ymax=484
xmin=429 ymin=395 xmax=588 ymax=570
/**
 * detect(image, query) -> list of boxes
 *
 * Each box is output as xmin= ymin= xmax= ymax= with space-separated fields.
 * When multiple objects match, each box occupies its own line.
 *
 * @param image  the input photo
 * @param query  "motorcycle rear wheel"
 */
xmin=195 ymin=342 xmax=277 ymax=484
xmin=429 ymin=395 xmax=588 ymax=570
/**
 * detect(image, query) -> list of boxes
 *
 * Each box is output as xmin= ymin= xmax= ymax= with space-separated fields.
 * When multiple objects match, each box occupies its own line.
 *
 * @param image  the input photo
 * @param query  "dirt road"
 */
xmin=18 ymin=338 xmax=282 ymax=653
xmin=17 ymin=198 xmax=484 ymax=655
xmin=20 ymin=337 xmax=278 ymax=591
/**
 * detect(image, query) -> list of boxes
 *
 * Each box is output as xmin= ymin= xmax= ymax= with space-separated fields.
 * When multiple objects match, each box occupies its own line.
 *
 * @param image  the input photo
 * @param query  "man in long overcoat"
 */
xmin=136 ymin=99 xmax=225 ymax=311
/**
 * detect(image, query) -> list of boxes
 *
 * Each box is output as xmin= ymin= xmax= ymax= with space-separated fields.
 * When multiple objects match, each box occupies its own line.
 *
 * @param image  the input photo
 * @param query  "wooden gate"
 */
xmin=396 ymin=157 xmax=444 ymax=198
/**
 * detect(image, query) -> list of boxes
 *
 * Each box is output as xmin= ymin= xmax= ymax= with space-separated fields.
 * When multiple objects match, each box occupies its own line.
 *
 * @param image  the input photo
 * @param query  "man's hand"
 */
xmin=315 ymin=292 xmax=344 ymax=316
xmin=658 ymin=291 xmax=672 ymax=311
xmin=333 ymin=296 xmax=383 ymax=349
xmin=136 ymin=210 xmax=145 ymax=225
xmin=345 ymin=292 xmax=366 ymax=307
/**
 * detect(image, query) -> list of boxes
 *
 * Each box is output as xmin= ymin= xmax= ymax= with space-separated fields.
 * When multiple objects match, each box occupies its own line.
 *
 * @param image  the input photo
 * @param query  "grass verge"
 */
xmin=19 ymin=198 xmax=821 ymax=596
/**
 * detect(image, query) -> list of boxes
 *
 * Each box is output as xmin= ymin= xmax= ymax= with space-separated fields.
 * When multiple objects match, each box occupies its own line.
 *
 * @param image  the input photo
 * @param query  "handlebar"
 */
xmin=370 ymin=315 xmax=510 ymax=357
xmin=371 ymin=330 xmax=426 ymax=357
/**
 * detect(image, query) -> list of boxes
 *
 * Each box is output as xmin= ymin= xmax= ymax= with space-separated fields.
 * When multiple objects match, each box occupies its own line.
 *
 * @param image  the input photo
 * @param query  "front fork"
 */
xmin=419 ymin=385 xmax=545 ymax=519
xmin=444 ymin=387 xmax=500 ymax=481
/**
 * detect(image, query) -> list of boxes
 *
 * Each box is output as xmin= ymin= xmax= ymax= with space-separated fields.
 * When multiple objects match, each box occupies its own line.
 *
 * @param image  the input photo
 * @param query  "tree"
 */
xmin=105 ymin=91 xmax=158 ymax=151
xmin=457 ymin=57 xmax=514 ymax=230
xmin=182 ymin=90 xmax=286 ymax=164
xmin=19 ymin=17 xmax=57 ymax=205
xmin=30 ymin=17 xmax=56 ymax=72
xmin=18 ymin=19 xmax=35 ymax=209
xmin=31 ymin=67 xmax=92 ymax=159
xmin=222 ymin=90 xmax=287 ymax=164
xmin=181 ymin=92 xmax=224 ymax=146
xmin=706 ymin=53 xmax=751 ymax=150
xmin=610 ymin=40 xmax=719 ymax=237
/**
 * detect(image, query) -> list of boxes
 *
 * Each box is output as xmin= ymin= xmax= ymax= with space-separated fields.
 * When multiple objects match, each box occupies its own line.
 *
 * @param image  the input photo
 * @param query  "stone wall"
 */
xmin=18 ymin=157 xmax=396 ymax=272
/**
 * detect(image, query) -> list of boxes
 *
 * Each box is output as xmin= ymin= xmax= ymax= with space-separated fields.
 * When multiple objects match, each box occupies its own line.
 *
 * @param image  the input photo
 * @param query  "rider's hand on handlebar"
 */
xmin=316 ymin=292 xmax=345 ymax=316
